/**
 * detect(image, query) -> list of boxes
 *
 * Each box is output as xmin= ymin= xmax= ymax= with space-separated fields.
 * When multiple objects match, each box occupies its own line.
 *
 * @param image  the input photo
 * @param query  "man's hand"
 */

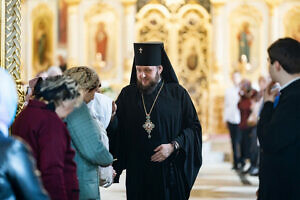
xmin=112 ymin=168 xmax=116 ymax=179
xmin=110 ymin=101 xmax=117 ymax=121
xmin=151 ymin=144 xmax=174 ymax=162
xmin=264 ymin=81 xmax=280 ymax=103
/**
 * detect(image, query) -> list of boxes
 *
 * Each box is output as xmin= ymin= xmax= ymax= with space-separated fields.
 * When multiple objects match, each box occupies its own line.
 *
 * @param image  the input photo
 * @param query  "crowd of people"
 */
xmin=0 ymin=37 xmax=299 ymax=200
xmin=224 ymin=72 xmax=269 ymax=176
xmin=0 ymin=42 xmax=202 ymax=200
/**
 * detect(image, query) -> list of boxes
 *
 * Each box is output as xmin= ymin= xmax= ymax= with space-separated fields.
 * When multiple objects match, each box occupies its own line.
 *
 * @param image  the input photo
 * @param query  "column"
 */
xmin=266 ymin=1 xmax=281 ymax=44
xmin=210 ymin=0 xmax=228 ymax=134
xmin=167 ymin=17 xmax=180 ymax=71
xmin=66 ymin=0 xmax=81 ymax=67
xmin=121 ymin=0 xmax=137 ymax=82
xmin=211 ymin=0 xmax=226 ymax=83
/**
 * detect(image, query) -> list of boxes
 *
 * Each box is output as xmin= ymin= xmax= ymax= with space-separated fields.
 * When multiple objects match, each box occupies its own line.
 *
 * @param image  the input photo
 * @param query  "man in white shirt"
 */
xmin=224 ymin=71 xmax=243 ymax=170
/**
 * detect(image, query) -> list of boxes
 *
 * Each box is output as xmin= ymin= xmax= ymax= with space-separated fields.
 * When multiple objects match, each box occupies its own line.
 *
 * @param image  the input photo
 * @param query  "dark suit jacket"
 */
xmin=257 ymin=79 xmax=300 ymax=200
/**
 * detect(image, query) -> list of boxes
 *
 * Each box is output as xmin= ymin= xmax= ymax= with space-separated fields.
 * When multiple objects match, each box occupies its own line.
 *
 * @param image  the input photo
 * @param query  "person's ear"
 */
xmin=274 ymin=61 xmax=281 ymax=71
xmin=158 ymin=65 xmax=163 ymax=74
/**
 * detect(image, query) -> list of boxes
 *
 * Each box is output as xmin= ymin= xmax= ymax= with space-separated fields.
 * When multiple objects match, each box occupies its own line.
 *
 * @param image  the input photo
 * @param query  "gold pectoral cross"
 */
xmin=143 ymin=114 xmax=155 ymax=139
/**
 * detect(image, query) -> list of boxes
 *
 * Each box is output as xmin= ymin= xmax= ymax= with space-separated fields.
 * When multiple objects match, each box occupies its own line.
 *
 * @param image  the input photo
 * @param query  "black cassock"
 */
xmin=108 ymin=80 xmax=202 ymax=200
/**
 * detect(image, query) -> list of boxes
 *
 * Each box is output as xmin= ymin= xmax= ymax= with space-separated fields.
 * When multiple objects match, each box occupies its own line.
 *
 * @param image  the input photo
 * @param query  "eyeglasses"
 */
xmin=88 ymin=83 xmax=101 ymax=92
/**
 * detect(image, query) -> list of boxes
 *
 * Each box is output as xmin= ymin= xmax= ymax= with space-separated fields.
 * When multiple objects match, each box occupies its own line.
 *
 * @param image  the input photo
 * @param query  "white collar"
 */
xmin=0 ymin=122 xmax=8 ymax=137
xmin=280 ymin=77 xmax=300 ymax=91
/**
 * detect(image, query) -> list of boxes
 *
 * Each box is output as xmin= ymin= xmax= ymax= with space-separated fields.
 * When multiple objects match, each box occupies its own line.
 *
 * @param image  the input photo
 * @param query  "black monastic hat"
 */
xmin=130 ymin=42 xmax=179 ymax=84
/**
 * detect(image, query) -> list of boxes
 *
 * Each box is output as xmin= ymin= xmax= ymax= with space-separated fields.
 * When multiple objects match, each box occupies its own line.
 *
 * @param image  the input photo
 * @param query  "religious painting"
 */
xmin=33 ymin=18 xmax=52 ymax=72
xmin=94 ymin=22 xmax=108 ymax=63
xmin=32 ymin=4 xmax=53 ymax=75
xmin=229 ymin=5 xmax=262 ymax=75
xmin=58 ymin=0 xmax=68 ymax=46
xmin=186 ymin=46 xmax=198 ymax=71
xmin=284 ymin=6 xmax=300 ymax=43
xmin=88 ymin=20 xmax=111 ymax=71
xmin=85 ymin=3 xmax=120 ymax=80
xmin=237 ymin=22 xmax=253 ymax=63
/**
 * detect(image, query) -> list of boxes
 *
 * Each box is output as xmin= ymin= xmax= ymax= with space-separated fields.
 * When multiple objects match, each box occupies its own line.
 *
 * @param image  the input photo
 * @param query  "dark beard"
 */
xmin=137 ymin=72 xmax=160 ymax=94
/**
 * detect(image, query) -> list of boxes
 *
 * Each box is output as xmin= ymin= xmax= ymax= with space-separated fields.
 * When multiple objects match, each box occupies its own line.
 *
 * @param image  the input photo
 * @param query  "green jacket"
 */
xmin=65 ymin=103 xmax=113 ymax=200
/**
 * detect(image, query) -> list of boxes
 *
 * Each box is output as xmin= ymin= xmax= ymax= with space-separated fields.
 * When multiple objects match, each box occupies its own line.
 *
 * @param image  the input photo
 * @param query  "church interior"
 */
xmin=1 ymin=0 xmax=300 ymax=199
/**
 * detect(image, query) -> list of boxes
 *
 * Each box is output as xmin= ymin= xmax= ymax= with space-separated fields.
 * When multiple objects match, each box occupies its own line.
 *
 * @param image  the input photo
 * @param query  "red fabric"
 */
xmin=238 ymin=96 xmax=252 ymax=130
xmin=12 ymin=99 xmax=78 ymax=200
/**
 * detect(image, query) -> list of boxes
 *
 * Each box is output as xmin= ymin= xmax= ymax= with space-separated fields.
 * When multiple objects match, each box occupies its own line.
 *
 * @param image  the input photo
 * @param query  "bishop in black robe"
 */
xmin=108 ymin=42 xmax=202 ymax=200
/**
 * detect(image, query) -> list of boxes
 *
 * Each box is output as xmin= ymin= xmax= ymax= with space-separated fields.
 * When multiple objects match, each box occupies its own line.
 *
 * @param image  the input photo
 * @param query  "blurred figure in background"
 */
xmin=25 ymin=77 xmax=42 ymax=106
xmin=25 ymin=70 xmax=49 ymax=106
xmin=238 ymin=79 xmax=259 ymax=175
xmin=58 ymin=54 xmax=67 ymax=72
xmin=13 ymin=75 xmax=81 ymax=200
xmin=47 ymin=65 xmax=63 ymax=77
xmin=224 ymin=71 xmax=243 ymax=170
xmin=258 ymin=76 xmax=268 ymax=98
xmin=0 ymin=68 xmax=49 ymax=200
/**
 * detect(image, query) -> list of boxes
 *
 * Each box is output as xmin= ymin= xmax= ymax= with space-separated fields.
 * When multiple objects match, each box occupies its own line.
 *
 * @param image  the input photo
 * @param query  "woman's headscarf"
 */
xmin=0 ymin=68 xmax=18 ymax=136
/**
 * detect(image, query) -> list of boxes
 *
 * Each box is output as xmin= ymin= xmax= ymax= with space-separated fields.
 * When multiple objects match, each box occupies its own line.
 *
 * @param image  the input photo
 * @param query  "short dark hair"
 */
xmin=268 ymin=37 xmax=300 ymax=74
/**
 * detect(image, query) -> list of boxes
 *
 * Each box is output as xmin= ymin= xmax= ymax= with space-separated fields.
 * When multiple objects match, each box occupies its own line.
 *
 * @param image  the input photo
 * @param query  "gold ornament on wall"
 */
xmin=284 ymin=6 xmax=300 ymax=42
xmin=177 ymin=4 xmax=211 ymax=134
xmin=0 ymin=0 xmax=5 ymax=67
xmin=1 ymin=0 xmax=25 ymax=114
xmin=136 ymin=4 xmax=170 ymax=49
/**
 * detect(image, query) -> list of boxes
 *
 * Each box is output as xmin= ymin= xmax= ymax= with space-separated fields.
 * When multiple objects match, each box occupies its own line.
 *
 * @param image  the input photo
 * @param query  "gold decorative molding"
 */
xmin=187 ymin=0 xmax=199 ymax=4
xmin=1 ymin=0 xmax=5 ymax=67
xmin=65 ymin=0 xmax=81 ymax=6
xmin=265 ymin=0 xmax=283 ymax=8
xmin=210 ymin=0 xmax=227 ymax=5
xmin=177 ymin=5 xmax=211 ymax=134
xmin=121 ymin=0 xmax=137 ymax=15
xmin=265 ymin=0 xmax=282 ymax=16
xmin=3 ymin=0 xmax=25 ymax=114
xmin=148 ymin=0 xmax=160 ymax=4
xmin=283 ymin=6 xmax=300 ymax=40
xmin=212 ymin=2 xmax=225 ymax=16
xmin=121 ymin=0 xmax=137 ymax=7
xmin=136 ymin=3 xmax=170 ymax=44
